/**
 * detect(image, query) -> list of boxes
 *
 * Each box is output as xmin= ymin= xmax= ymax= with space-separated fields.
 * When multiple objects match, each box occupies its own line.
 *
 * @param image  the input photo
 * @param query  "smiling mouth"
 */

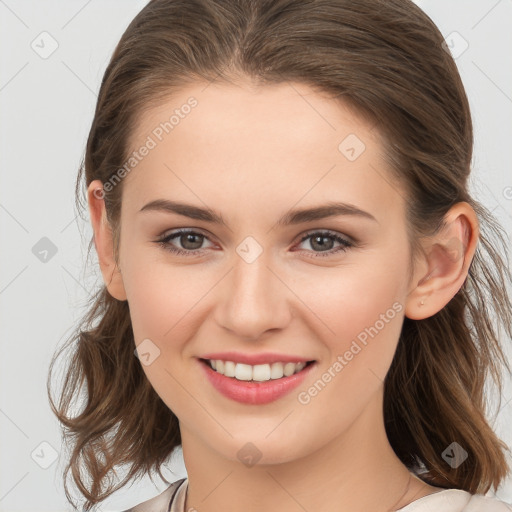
xmin=199 ymin=358 xmax=316 ymax=382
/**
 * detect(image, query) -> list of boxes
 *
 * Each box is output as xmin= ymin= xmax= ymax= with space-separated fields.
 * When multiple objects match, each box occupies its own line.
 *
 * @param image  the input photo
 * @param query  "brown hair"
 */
xmin=47 ymin=0 xmax=512 ymax=509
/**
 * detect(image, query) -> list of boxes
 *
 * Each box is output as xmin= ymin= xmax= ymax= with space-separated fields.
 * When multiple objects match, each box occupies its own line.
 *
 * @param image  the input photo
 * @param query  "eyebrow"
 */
xmin=139 ymin=199 xmax=378 ymax=226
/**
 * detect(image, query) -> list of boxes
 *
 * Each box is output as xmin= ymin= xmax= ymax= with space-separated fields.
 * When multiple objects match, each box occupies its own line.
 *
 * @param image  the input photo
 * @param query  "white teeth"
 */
xmin=235 ymin=363 xmax=253 ymax=381
xmin=224 ymin=361 xmax=236 ymax=377
xmin=283 ymin=362 xmax=297 ymax=376
xmin=253 ymin=364 xmax=271 ymax=381
xmin=207 ymin=359 xmax=308 ymax=381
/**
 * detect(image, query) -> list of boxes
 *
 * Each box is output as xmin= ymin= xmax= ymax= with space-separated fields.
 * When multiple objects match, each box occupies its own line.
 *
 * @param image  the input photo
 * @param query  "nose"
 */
xmin=213 ymin=250 xmax=293 ymax=340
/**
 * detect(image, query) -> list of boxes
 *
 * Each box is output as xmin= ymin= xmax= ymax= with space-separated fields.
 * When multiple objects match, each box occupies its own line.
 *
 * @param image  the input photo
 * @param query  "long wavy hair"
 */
xmin=47 ymin=0 xmax=512 ymax=509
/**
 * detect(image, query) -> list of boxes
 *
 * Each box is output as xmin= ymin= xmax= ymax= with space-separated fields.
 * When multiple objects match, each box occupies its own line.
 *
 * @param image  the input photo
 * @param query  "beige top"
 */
xmin=169 ymin=478 xmax=187 ymax=512
xmin=123 ymin=478 xmax=187 ymax=512
xmin=395 ymin=488 xmax=512 ymax=511
xmin=125 ymin=478 xmax=512 ymax=512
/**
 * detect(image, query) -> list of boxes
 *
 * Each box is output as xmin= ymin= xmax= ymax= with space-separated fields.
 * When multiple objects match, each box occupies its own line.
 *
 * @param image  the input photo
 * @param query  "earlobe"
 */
xmin=87 ymin=179 xmax=127 ymax=301
xmin=404 ymin=202 xmax=479 ymax=320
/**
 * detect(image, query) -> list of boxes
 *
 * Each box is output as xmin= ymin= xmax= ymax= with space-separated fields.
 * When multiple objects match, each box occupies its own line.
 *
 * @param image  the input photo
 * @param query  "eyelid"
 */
xmin=156 ymin=227 xmax=356 ymax=258
xmin=296 ymin=228 xmax=355 ymax=246
xmin=158 ymin=228 xmax=217 ymax=248
xmin=157 ymin=227 xmax=356 ymax=244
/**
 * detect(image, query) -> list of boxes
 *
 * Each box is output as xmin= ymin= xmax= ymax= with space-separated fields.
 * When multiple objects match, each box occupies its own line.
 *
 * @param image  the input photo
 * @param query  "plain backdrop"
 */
xmin=1 ymin=1 xmax=511 ymax=510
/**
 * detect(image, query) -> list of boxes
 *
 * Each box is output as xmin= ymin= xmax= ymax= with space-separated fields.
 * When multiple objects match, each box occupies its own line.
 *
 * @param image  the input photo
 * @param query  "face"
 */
xmin=105 ymin=81 xmax=417 ymax=465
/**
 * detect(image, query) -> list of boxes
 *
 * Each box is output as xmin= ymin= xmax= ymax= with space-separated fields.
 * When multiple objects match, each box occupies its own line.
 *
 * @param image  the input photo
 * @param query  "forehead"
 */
xmin=129 ymin=80 xmax=379 ymax=156
xmin=122 ymin=80 xmax=405 ymax=224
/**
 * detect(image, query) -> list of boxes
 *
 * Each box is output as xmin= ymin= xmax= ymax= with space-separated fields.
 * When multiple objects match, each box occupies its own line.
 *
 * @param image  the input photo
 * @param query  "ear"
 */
xmin=404 ymin=202 xmax=479 ymax=320
xmin=87 ymin=179 xmax=127 ymax=301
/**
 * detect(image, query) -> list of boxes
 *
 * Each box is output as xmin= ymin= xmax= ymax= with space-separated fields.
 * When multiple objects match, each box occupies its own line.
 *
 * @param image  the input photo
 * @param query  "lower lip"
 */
xmin=198 ymin=359 xmax=316 ymax=405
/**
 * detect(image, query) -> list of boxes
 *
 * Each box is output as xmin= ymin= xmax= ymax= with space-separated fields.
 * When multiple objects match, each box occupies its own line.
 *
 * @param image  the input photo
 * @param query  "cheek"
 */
xmin=124 ymin=259 xmax=206 ymax=410
xmin=296 ymin=263 xmax=404 ymax=342
xmin=293 ymin=271 xmax=405 ymax=429
xmin=122 ymin=248 xmax=211 ymax=342
xmin=292 ymin=250 xmax=408 ymax=390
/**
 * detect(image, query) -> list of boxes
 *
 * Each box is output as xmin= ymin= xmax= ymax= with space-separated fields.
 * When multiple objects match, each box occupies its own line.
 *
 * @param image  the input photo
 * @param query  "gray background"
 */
xmin=1 ymin=0 xmax=511 ymax=510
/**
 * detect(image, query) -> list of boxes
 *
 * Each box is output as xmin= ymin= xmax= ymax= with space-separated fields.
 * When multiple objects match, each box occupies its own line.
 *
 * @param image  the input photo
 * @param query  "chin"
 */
xmin=212 ymin=433 xmax=310 ymax=467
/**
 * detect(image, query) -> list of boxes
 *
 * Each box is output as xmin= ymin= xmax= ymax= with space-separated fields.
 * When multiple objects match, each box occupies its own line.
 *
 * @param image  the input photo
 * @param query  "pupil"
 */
xmin=312 ymin=235 xmax=332 ymax=251
xmin=183 ymin=233 xmax=202 ymax=249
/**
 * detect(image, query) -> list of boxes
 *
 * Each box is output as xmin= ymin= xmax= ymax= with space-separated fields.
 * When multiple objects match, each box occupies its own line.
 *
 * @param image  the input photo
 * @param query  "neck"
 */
xmin=179 ymin=388 xmax=437 ymax=512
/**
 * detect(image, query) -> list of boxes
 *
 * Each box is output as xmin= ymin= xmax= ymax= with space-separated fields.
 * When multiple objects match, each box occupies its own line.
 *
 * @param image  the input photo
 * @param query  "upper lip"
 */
xmin=199 ymin=352 xmax=315 ymax=365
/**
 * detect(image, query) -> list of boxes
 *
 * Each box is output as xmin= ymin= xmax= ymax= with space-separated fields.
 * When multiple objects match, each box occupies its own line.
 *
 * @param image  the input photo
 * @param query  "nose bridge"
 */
xmin=215 ymin=237 xmax=291 ymax=339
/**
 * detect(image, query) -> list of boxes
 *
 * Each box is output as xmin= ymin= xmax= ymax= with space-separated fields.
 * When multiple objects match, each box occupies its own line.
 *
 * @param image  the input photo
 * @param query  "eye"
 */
xmin=294 ymin=230 xmax=353 ymax=258
xmin=156 ymin=228 xmax=354 ymax=258
xmin=156 ymin=229 xmax=214 ymax=257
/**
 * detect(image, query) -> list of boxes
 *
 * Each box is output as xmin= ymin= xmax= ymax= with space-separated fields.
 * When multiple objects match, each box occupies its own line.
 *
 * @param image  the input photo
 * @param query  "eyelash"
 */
xmin=155 ymin=229 xmax=354 ymax=258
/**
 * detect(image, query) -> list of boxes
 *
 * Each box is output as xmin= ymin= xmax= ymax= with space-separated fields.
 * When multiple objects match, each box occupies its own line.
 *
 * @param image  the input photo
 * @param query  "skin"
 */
xmin=88 ymin=80 xmax=479 ymax=512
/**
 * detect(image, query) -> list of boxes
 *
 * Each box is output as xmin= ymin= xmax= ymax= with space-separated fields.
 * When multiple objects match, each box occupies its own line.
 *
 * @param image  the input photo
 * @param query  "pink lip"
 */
xmin=198 ymin=358 xmax=317 ymax=405
xmin=199 ymin=351 xmax=314 ymax=365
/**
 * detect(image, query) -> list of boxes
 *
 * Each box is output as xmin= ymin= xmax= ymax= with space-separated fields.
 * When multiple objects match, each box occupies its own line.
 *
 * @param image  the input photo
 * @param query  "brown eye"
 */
xmin=157 ymin=229 xmax=213 ymax=256
xmin=295 ymin=231 xmax=353 ymax=258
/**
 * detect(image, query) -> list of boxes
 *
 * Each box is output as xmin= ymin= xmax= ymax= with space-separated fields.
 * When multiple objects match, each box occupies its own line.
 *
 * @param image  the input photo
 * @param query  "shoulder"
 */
xmin=398 ymin=489 xmax=512 ymax=511
xmin=119 ymin=478 xmax=187 ymax=512
xmin=463 ymin=492 xmax=512 ymax=511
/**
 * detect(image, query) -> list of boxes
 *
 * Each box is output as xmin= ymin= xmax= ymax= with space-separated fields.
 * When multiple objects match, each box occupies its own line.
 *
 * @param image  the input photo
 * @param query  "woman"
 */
xmin=47 ymin=0 xmax=512 ymax=511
